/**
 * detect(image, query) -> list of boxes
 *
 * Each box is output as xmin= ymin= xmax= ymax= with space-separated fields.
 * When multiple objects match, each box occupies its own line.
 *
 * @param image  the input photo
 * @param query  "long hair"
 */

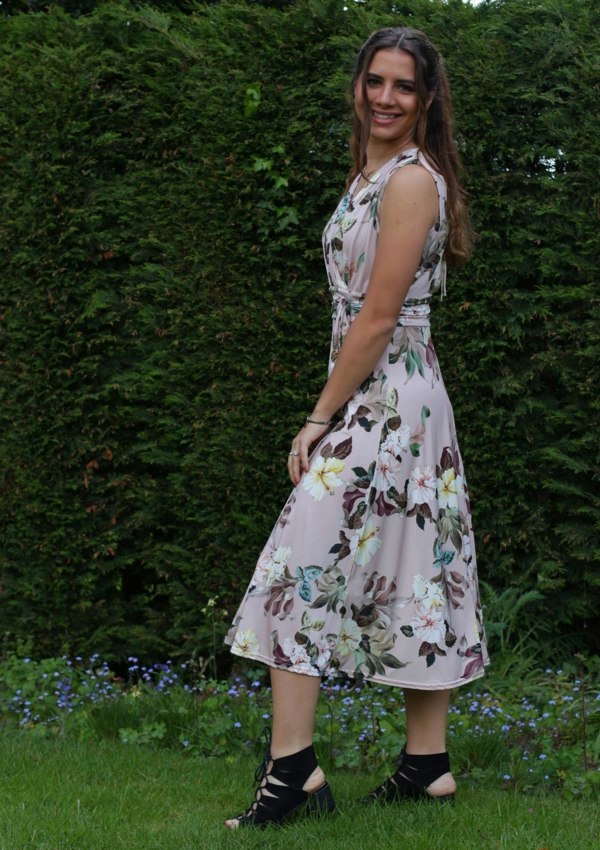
xmin=349 ymin=27 xmax=472 ymax=266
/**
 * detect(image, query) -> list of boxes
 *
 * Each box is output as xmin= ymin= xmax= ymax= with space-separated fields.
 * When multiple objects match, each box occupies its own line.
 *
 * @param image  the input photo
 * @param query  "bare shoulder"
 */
xmin=384 ymin=163 xmax=438 ymax=202
xmin=381 ymin=163 xmax=438 ymax=227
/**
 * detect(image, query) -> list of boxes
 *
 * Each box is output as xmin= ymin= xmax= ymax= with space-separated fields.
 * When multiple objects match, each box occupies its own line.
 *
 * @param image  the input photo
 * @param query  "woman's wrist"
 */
xmin=306 ymin=407 xmax=335 ymax=426
xmin=305 ymin=414 xmax=332 ymax=426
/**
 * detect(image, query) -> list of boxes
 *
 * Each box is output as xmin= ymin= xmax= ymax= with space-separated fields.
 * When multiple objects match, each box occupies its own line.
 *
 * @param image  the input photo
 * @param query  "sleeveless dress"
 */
xmin=225 ymin=147 xmax=490 ymax=689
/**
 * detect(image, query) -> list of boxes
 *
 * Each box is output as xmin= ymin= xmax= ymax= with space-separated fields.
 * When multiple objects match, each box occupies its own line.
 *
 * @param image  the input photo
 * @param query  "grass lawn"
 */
xmin=0 ymin=732 xmax=598 ymax=850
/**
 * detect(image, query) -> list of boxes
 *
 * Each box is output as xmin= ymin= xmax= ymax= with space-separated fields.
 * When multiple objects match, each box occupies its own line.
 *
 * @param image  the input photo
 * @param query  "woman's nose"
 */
xmin=376 ymin=84 xmax=395 ymax=105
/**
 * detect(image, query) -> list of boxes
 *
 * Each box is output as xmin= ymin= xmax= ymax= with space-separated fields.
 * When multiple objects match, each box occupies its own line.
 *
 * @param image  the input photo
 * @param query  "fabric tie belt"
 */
xmin=331 ymin=291 xmax=432 ymax=330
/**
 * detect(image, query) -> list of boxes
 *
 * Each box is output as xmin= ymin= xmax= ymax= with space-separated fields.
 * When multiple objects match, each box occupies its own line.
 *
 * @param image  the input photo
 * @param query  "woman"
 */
xmin=224 ymin=26 xmax=489 ymax=828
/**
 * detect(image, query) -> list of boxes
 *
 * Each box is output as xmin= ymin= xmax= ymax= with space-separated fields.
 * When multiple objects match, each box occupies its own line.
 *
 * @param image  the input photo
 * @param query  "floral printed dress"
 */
xmin=225 ymin=147 xmax=490 ymax=689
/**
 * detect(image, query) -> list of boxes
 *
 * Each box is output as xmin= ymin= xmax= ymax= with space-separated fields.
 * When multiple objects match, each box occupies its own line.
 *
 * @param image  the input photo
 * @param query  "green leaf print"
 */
xmin=386 ymin=388 xmax=398 ymax=410
xmin=301 ymin=611 xmax=324 ymax=632
xmin=351 ymin=463 xmax=375 ymax=488
xmin=310 ymin=565 xmax=346 ymax=612
xmin=433 ymin=537 xmax=455 ymax=570
xmin=379 ymin=653 xmax=407 ymax=669
xmin=295 ymin=566 xmax=322 ymax=603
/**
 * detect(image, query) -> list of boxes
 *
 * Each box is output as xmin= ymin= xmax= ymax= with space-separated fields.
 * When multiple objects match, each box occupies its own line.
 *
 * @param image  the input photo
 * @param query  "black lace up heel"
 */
xmin=362 ymin=750 xmax=455 ymax=804
xmin=226 ymin=735 xmax=336 ymax=828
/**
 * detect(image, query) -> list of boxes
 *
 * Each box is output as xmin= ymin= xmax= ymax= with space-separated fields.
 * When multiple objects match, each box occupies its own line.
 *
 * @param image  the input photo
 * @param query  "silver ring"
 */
xmin=288 ymin=451 xmax=300 ymax=457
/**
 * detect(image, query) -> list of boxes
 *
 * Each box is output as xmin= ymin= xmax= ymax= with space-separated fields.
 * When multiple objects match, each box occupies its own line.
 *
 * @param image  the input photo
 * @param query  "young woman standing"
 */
xmin=224 ymin=26 xmax=489 ymax=828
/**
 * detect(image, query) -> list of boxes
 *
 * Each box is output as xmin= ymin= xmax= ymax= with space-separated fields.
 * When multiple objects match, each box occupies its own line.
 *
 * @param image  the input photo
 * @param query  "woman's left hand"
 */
xmin=287 ymin=421 xmax=332 ymax=486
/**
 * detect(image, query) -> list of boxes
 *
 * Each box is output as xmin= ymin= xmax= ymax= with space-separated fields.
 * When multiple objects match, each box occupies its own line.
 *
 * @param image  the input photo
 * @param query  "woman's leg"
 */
xmin=224 ymin=668 xmax=325 ymax=828
xmin=270 ymin=667 xmax=321 ymax=755
xmin=270 ymin=668 xmax=325 ymax=790
xmin=403 ymin=687 xmax=456 ymax=796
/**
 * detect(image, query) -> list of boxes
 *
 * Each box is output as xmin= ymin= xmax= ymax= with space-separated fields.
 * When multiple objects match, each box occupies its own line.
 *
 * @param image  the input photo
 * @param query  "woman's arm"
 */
xmin=288 ymin=164 xmax=438 ymax=485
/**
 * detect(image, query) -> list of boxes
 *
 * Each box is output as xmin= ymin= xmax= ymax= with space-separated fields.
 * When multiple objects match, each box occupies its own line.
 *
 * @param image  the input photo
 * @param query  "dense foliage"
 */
xmin=1 ymin=0 xmax=598 ymax=664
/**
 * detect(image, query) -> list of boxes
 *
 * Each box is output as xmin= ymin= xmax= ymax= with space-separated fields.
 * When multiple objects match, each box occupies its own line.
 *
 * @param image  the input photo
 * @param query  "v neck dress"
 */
xmin=225 ymin=148 xmax=490 ymax=689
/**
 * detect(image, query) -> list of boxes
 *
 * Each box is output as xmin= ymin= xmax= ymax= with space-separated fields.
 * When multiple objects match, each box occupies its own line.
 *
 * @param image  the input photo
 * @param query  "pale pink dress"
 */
xmin=225 ymin=148 xmax=490 ymax=689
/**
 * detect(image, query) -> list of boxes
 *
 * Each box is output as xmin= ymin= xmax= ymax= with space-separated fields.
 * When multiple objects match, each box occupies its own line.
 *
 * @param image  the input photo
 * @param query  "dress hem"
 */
xmin=228 ymin=646 xmax=491 ymax=691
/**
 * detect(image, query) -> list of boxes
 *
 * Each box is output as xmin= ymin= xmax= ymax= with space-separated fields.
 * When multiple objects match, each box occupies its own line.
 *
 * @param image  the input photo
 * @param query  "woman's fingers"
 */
xmin=287 ymin=422 xmax=332 ymax=485
xmin=287 ymin=439 xmax=301 ymax=484
xmin=299 ymin=439 xmax=310 ymax=474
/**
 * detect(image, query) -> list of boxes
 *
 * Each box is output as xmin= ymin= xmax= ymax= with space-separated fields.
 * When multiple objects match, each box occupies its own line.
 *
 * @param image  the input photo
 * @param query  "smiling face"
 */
xmin=354 ymin=48 xmax=420 ymax=153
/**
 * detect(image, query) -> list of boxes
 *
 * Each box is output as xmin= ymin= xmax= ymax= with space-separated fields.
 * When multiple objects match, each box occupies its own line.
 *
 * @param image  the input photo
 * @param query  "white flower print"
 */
xmin=412 ymin=573 xmax=446 ymax=611
xmin=437 ymin=468 xmax=464 ymax=511
xmin=337 ymin=618 xmax=362 ymax=656
xmin=373 ymin=452 xmax=403 ymax=490
xmin=380 ymin=423 xmax=411 ymax=456
xmin=411 ymin=604 xmax=445 ymax=643
xmin=349 ymin=519 xmax=382 ymax=566
xmin=282 ymin=637 xmax=314 ymax=674
xmin=408 ymin=464 xmax=436 ymax=504
xmin=315 ymin=637 xmax=332 ymax=671
xmin=254 ymin=545 xmax=292 ymax=587
xmin=302 ymin=456 xmax=345 ymax=501
xmin=232 ymin=629 xmax=260 ymax=657
xmin=333 ymin=249 xmax=348 ymax=273
xmin=462 ymin=534 xmax=472 ymax=561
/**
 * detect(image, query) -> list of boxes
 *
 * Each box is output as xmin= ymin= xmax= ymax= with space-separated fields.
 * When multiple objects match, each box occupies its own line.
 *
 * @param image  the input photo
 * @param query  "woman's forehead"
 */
xmin=367 ymin=48 xmax=416 ymax=79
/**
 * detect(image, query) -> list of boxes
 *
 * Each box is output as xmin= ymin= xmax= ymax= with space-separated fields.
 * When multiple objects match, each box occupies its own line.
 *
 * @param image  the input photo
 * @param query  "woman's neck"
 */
xmin=365 ymin=136 xmax=417 ymax=173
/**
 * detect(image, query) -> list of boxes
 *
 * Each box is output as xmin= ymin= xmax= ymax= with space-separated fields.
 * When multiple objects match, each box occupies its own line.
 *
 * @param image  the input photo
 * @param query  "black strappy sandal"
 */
xmin=362 ymin=749 xmax=455 ymax=804
xmin=226 ymin=737 xmax=336 ymax=828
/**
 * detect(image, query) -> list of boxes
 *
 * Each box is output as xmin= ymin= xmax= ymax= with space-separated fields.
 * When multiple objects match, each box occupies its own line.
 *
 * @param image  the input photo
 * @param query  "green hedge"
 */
xmin=1 ymin=0 xmax=598 ymax=664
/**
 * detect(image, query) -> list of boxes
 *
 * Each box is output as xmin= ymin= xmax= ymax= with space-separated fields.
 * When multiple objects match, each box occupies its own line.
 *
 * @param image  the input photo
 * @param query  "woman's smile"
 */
xmin=371 ymin=111 xmax=403 ymax=124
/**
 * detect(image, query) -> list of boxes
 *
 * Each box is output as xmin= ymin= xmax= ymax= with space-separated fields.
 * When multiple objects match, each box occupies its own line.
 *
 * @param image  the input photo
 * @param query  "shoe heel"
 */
xmin=308 ymin=782 xmax=336 ymax=816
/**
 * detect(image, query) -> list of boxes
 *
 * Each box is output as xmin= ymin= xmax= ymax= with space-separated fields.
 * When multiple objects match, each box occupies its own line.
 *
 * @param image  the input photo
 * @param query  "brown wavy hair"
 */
xmin=349 ymin=27 xmax=472 ymax=266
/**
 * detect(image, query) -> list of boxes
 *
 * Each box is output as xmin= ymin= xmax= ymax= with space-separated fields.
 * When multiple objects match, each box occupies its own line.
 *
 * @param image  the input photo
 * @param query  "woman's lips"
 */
xmin=371 ymin=111 xmax=401 ymax=124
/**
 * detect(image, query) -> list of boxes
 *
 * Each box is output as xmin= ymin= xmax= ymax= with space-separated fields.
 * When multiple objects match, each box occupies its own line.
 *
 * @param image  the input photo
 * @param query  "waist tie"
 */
xmin=331 ymin=291 xmax=431 ymax=332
